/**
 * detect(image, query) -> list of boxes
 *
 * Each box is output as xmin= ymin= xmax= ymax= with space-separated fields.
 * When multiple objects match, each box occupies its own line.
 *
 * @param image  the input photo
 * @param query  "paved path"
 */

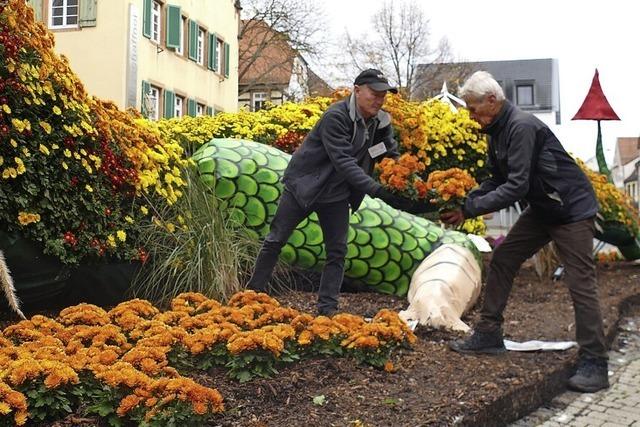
xmin=510 ymin=315 xmax=640 ymax=427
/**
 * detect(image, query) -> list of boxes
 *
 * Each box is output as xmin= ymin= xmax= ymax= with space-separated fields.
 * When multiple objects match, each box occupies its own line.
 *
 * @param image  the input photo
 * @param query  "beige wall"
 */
xmin=39 ymin=0 xmax=239 ymax=113
xmin=48 ymin=2 xmax=128 ymax=107
xmin=136 ymin=0 xmax=239 ymax=113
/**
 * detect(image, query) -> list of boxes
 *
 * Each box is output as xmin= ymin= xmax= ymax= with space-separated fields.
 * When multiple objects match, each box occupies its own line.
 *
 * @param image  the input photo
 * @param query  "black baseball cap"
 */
xmin=354 ymin=69 xmax=398 ymax=93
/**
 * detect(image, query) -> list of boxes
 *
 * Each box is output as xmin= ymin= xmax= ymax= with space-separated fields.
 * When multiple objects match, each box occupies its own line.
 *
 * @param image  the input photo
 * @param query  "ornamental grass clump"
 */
xmin=131 ymin=167 xmax=262 ymax=304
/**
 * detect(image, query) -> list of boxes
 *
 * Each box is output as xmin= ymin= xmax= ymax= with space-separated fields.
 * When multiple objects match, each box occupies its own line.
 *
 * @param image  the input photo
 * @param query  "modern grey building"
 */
xmin=414 ymin=58 xmax=561 ymax=126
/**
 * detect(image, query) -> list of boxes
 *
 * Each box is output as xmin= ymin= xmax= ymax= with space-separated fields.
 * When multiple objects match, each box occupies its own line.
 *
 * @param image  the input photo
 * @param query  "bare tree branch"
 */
xmin=336 ymin=0 xmax=456 ymax=98
xmin=238 ymin=0 xmax=327 ymax=93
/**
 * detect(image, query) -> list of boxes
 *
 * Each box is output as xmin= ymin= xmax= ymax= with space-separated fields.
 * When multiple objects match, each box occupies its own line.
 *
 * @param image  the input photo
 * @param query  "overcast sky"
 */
xmin=316 ymin=0 xmax=639 ymax=163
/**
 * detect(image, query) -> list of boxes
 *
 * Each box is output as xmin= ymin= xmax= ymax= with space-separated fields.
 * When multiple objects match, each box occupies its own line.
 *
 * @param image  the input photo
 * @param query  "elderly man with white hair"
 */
xmin=441 ymin=71 xmax=608 ymax=393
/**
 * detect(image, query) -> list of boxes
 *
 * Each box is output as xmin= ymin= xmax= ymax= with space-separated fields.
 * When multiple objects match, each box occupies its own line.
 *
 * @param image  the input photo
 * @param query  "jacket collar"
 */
xmin=348 ymin=93 xmax=391 ymax=127
xmin=348 ymin=93 xmax=361 ymax=122
xmin=482 ymin=100 xmax=512 ymax=136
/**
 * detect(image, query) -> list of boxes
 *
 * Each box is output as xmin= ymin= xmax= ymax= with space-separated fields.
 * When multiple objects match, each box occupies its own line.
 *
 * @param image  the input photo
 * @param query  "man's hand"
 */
xmin=407 ymin=199 xmax=438 ymax=214
xmin=374 ymin=188 xmax=414 ymax=212
xmin=440 ymin=208 xmax=465 ymax=226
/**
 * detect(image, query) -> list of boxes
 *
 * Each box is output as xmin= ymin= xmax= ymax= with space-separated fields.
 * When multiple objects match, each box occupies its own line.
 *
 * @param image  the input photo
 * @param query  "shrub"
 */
xmin=0 ymin=0 xmax=187 ymax=264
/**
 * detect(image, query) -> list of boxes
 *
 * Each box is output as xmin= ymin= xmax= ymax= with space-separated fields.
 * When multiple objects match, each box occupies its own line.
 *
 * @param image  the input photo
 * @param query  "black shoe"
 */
xmin=246 ymin=283 xmax=268 ymax=293
xmin=448 ymin=330 xmax=506 ymax=355
xmin=567 ymin=357 xmax=609 ymax=393
xmin=316 ymin=307 xmax=338 ymax=317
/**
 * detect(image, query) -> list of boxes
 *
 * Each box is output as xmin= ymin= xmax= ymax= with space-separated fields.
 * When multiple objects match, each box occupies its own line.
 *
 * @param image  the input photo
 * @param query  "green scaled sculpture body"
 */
xmin=193 ymin=139 xmax=477 ymax=296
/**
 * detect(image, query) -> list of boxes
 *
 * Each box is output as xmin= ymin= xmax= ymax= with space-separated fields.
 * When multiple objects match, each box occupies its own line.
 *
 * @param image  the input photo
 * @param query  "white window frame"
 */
xmin=49 ymin=0 xmax=79 ymax=29
xmin=196 ymin=103 xmax=205 ymax=117
xmin=516 ymin=84 xmax=534 ymax=106
xmin=252 ymin=92 xmax=268 ymax=112
xmin=197 ymin=28 xmax=205 ymax=66
xmin=151 ymin=1 xmax=161 ymax=44
xmin=148 ymin=86 xmax=160 ymax=121
xmin=176 ymin=16 xmax=186 ymax=56
xmin=174 ymin=96 xmax=184 ymax=117
xmin=216 ymin=38 xmax=224 ymax=73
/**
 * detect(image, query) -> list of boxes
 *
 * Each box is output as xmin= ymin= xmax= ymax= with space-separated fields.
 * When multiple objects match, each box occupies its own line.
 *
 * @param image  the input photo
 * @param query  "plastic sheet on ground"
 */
xmin=504 ymin=339 xmax=577 ymax=352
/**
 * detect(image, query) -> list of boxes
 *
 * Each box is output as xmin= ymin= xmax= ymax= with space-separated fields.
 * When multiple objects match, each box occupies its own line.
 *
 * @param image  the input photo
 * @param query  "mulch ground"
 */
xmin=5 ymin=259 xmax=640 ymax=427
xmin=201 ymin=261 xmax=639 ymax=427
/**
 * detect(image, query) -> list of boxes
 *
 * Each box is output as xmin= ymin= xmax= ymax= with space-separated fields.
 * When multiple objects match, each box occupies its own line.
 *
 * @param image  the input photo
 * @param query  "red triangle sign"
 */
xmin=572 ymin=69 xmax=620 ymax=121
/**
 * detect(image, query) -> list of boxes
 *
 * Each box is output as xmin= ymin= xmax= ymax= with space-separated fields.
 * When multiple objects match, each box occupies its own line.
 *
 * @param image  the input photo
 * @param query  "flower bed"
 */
xmin=0 ymin=0 xmax=188 ymax=265
xmin=0 ymin=291 xmax=415 ymax=425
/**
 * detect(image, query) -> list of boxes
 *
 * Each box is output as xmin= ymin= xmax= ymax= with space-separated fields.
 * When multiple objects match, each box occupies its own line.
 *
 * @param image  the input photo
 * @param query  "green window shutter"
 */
xmin=206 ymin=106 xmax=213 ymax=116
xmin=188 ymin=20 xmax=198 ymax=61
xmin=166 ymin=5 xmax=181 ymax=49
xmin=142 ymin=0 xmax=152 ymax=38
xmin=187 ymin=99 xmax=197 ymax=117
xmin=207 ymin=34 xmax=215 ymax=70
xmin=141 ymin=81 xmax=151 ymax=117
xmin=79 ymin=0 xmax=97 ymax=27
xmin=212 ymin=35 xmax=219 ymax=72
xmin=164 ymin=91 xmax=175 ymax=118
xmin=224 ymin=42 xmax=230 ymax=78
xmin=27 ymin=0 xmax=43 ymax=21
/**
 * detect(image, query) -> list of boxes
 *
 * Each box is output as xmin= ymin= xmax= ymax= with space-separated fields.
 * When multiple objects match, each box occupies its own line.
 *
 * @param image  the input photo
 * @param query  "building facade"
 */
xmin=611 ymin=137 xmax=640 ymax=207
xmin=237 ymin=20 xmax=331 ymax=112
xmin=624 ymin=166 xmax=638 ymax=208
xmin=414 ymin=58 xmax=562 ymax=127
xmin=26 ymin=0 xmax=240 ymax=118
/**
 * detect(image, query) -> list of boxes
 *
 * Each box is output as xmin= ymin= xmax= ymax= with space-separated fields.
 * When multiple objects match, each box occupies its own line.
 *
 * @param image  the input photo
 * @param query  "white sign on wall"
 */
xmin=126 ymin=4 xmax=139 ymax=109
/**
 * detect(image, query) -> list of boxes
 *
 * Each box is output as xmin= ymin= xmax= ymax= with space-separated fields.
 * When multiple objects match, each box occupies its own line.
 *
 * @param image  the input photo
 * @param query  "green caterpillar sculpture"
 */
xmin=193 ymin=138 xmax=477 ymax=296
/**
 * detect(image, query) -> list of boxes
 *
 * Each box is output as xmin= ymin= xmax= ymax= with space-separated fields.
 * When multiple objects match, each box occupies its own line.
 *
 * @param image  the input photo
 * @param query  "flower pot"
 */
xmin=63 ymin=261 xmax=141 ymax=307
xmin=0 ymin=230 xmax=72 ymax=311
xmin=0 ymin=230 xmax=142 ymax=313
xmin=617 ymin=238 xmax=640 ymax=261
xmin=595 ymin=221 xmax=635 ymax=246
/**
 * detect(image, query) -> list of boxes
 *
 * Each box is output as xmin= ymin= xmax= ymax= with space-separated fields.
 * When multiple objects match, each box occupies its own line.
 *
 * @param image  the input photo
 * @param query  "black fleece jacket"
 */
xmin=464 ymin=101 xmax=598 ymax=224
xmin=282 ymin=94 xmax=399 ymax=211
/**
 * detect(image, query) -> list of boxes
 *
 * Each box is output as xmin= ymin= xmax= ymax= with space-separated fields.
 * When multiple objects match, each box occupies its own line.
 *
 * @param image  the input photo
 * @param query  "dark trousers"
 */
xmin=477 ymin=209 xmax=608 ymax=360
xmin=246 ymin=190 xmax=350 ymax=312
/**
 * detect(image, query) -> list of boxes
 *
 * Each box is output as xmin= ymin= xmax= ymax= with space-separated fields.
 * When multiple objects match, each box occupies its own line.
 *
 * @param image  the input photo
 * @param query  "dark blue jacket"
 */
xmin=283 ymin=94 xmax=399 ymax=210
xmin=464 ymin=101 xmax=598 ymax=224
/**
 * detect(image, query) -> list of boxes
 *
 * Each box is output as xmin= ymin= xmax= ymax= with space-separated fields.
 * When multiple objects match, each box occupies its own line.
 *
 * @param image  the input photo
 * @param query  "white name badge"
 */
xmin=368 ymin=142 xmax=387 ymax=158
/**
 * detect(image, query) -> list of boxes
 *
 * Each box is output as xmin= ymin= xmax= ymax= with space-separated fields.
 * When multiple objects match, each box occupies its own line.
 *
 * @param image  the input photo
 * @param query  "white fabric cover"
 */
xmin=399 ymin=244 xmax=482 ymax=332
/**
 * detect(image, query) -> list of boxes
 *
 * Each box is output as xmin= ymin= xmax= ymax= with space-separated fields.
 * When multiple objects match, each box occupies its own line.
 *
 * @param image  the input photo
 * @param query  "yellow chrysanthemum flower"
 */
xmin=18 ymin=212 xmax=41 ymax=225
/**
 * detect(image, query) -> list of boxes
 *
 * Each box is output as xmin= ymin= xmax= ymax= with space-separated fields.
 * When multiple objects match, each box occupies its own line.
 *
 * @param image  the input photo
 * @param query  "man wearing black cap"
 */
xmin=246 ymin=69 xmax=433 ymax=315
